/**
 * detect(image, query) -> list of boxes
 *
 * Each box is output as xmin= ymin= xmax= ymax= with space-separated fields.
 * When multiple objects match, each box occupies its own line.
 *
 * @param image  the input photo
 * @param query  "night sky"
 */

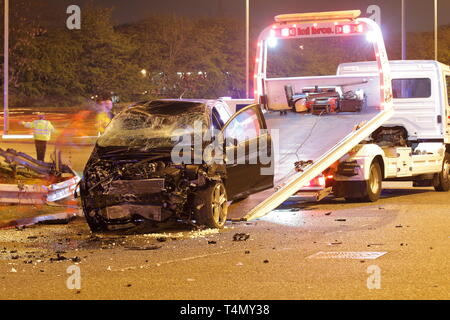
xmin=47 ymin=0 xmax=450 ymax=35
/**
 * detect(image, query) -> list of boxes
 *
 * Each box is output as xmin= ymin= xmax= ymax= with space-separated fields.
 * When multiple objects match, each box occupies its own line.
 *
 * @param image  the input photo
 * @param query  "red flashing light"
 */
xmin=281 ymin=28 xmax=290 ymax=37
xmin=335 ymin=24 xmax=364 ymax=35
xmin=343 ymin=25 xmax=351 ymax=34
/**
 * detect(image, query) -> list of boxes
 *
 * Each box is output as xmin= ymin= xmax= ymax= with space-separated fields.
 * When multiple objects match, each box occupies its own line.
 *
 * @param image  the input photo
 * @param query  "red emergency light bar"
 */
xmin=273 ymin=23 xmax=364 ymax=38
xmin=335 ymin=23 xmax=364 ymax=34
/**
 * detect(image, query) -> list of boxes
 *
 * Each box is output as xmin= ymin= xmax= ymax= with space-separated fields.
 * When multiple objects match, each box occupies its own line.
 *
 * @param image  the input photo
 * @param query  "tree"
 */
xmin=118 ymin=15 xmax=246 ymax=99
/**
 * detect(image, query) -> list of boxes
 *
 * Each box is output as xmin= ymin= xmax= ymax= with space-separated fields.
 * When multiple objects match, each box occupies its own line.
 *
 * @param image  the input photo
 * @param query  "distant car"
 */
xmin=79 ymin=99 xmax=274 ymax=231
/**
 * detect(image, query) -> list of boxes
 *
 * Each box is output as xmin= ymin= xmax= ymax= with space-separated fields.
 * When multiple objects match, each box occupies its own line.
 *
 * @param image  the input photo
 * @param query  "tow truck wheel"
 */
xmin=195 ymin=182 xmax=228 ymax=229
xmin=434 ymin=153 xmax=450 ymax=192
xmin=362 ymin=161 xmax=382 ymax=202
xmin=345 ymin=161 xmax=382 ymax=203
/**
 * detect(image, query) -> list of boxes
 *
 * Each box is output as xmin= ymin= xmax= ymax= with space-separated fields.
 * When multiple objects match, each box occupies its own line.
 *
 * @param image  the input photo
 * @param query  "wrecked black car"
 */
xmin=79 ymin=100 xmax=274 ymax=231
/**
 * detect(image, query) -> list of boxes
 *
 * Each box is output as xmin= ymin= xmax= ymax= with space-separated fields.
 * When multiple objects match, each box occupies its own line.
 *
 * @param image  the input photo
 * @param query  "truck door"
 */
xmin=222 ymin=105 xmax=274 ymax=199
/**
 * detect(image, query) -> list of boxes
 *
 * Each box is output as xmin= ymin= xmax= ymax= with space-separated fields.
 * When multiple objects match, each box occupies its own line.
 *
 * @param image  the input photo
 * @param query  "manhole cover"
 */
xmin=307 ymin=251 xmax=387 ymax=260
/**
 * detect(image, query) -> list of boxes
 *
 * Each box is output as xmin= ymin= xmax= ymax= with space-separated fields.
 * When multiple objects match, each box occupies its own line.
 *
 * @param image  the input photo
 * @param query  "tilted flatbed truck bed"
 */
xmin=227 ymin=10 xmax=395 ymax=221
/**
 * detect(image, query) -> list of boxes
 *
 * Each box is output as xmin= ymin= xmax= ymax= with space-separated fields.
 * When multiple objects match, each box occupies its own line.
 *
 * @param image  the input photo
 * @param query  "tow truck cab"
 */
xmin=329 ymin=60 xmax=450 ymax=200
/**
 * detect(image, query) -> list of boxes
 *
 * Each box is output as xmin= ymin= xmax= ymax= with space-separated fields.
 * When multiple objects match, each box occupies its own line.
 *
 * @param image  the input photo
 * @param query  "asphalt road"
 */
xmin=1 ymin=111 xmax=449 ymax=300
xmin=0 ymin=182 xmax=449 ymax=300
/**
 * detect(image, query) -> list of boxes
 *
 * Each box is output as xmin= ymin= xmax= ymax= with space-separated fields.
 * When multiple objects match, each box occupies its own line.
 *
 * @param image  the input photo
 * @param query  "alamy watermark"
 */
xmin=66 ymin=265 xmax=81 ymax=290
xmin=66 ymin=5 xmax=81 ymax=30
xmin=170 ymin=121 xmax=278 ymax=176
xmin=366 ymin=265 xmax=381 ymax=290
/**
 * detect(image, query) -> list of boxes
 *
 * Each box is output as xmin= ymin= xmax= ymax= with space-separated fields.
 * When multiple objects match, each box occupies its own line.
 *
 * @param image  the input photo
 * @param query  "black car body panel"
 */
xmin=80 ymin=100 xmax=274 ymax=229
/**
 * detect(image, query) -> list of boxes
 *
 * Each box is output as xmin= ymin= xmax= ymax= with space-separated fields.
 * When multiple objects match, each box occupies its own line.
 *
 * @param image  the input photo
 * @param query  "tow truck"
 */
xmin=221 ymin=10 xmax=450 ymax=222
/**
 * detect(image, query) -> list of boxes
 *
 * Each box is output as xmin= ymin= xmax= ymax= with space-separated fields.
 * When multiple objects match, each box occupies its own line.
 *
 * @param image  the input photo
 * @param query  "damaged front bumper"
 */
xmin=84 ymin=178 xmax=173 ymax=222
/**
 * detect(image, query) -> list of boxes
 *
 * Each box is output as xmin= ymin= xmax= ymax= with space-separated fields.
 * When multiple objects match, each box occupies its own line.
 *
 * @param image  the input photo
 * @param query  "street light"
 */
xmin=401 ymin=0 xmax=406 ymax=60
xmin=434 ymin=0 xmax=438 ymax=61
xmin=140 ymin=69 xmax=147 ymax=77
xmin=3 ymin=0 xmax=9 ymax=135
xmin=245 ymin=0 xmax=249 ymax=99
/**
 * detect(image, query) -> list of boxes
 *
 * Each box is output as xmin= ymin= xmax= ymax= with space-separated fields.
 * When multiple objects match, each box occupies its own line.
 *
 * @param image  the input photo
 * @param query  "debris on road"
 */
xmin=233 ymin=233 xmax=250 ymax=241
xmin=125 ymin=245 xmax=162 ymax=251
xmin=0 ymin=148 xmax=80 ymax=204
xmin=367 ymin=243 xmax=384 ymax=247
xmin=335 ymin=219 xmax=347 ymax=222
xmin=207 ymin=240 xmax=217 ymax=245
xmin=49 ymin=253 xmax=81 ymax=263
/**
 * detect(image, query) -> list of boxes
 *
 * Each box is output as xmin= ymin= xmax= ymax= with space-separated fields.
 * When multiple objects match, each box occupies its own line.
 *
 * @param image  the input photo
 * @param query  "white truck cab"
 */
xmin=332 ymin=60 xmax=450 ymax=200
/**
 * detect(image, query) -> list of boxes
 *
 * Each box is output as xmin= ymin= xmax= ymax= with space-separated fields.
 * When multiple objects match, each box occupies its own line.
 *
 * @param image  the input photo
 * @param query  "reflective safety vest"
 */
xmin=24 ymin=120 xmax=55 ymax=141
xmin=96 ymin=112 xmax=111 ymax=134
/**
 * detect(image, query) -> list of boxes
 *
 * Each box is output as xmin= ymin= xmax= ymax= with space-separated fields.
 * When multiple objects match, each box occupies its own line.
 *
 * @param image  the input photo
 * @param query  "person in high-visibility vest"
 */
xmin=95 ymin=99 xmax=113 ymax=135
xmin=95 ymin=110 xmax=111 ymax=135
xmin=20 ymin=113 xmax=55 ymax=161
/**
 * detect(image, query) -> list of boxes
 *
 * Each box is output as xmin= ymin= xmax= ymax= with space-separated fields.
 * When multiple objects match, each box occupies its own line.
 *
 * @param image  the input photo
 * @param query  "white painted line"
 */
xmin=2 ymin=134 xmax=33 ymax=139
xmin=307 ymin=251 xmax=388 ymax=260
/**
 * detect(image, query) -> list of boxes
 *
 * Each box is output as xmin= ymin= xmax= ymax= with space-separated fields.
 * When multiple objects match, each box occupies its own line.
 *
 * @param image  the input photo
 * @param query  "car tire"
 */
xmin=83 ymin=207 xmax=108 ymax=232
xmin=434 ymin=152 xmax=450 ymax=192
xmin=195 ymin=182 xmax=228 ymax=229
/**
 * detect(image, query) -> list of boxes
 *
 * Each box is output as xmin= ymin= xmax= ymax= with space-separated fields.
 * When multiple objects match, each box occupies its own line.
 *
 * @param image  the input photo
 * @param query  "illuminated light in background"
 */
xmin=343 ymin=25 xmax=351 ymax=34
xmin=366 ymin=31 xmax=377 ymax=42
xmin=313 ymin=23 xmax=318 ymax=27
xmin=267 ymin=36 xmax=278 ymax=48
xmin=281 ymin=28 xmax=290 ymax=37
xmin=357 ymin=24 xmax=364 ymax=33
xmin=318 ymin=176 xmax=326 ymax=187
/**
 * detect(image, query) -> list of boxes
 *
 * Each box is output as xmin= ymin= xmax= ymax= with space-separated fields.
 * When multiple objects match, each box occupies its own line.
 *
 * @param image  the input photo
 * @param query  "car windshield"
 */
xmin=97 ymin=101 xmax=209 ymax=150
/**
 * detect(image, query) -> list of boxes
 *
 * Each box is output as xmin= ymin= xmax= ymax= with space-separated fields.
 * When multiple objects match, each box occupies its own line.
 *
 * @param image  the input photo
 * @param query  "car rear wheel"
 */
xmin=195 ymin=182 xmax=228 ymax=229
xmin=434 ymin=153 xmax=450 ymax=192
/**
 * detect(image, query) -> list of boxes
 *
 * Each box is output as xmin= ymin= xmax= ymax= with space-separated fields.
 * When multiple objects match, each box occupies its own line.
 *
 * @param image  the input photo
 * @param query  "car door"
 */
xmin=221 ymin=104 xmax=274 ymax=199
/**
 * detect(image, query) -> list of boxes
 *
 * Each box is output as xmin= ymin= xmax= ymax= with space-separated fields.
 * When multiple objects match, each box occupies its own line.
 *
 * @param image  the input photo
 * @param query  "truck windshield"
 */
xmin=97 ymin=101 xmax=209 ymax=150
xmin=267 ymin=35 xmax=375 ymax=78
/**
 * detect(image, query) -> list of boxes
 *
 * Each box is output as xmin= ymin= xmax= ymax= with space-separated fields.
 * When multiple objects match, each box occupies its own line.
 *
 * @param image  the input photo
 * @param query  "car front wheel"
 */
xmin=195 ymin=182 xmax=228 ymax=229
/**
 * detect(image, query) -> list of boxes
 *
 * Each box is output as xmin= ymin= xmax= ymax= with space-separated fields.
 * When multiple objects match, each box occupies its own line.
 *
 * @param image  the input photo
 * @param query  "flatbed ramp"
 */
xmin=228 ymin=106 xmax=394 ymax=221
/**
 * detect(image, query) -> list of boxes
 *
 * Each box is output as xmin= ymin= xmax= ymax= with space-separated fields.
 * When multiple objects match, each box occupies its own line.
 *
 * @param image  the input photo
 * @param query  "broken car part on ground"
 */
xmin=0 ymin=148 xmax=80 ymax=204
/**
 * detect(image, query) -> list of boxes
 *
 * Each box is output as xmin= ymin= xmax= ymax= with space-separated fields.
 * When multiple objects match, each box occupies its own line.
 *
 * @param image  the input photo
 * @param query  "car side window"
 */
xmin=224 ymin=107 xmax=261 ymax=143
xmin=211 ymin=107 xmax=224 ymax=130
